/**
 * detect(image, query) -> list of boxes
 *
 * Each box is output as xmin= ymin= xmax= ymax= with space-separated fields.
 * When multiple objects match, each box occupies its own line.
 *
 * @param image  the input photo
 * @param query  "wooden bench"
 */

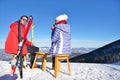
xmin=54 ymin=54 xmax=71 ymax=78
xmin=31 ymin=52 xmax=47 ymax=71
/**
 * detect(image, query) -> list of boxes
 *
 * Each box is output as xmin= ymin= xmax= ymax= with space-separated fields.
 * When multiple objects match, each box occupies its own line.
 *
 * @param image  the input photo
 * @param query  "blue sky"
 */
xmin=0 ymin=0 xmax=120 ymax=48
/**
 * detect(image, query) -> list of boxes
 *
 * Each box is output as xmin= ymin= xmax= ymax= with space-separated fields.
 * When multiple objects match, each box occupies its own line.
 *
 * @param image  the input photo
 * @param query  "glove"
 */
xmin=30 ymin=15 xmax=33 ymax=19
xmin=18 ymin=40 xmax=24 ymax=47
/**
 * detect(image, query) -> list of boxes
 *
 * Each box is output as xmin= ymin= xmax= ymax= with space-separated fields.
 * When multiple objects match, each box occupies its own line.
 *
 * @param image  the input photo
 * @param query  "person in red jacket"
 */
xmin=5 ymin=15 xmax=39 ymax=68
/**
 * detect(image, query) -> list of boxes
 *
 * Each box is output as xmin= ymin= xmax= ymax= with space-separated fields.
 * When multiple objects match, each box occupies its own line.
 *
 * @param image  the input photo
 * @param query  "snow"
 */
xmin=0 ymin=61 xmax=120 ymax=80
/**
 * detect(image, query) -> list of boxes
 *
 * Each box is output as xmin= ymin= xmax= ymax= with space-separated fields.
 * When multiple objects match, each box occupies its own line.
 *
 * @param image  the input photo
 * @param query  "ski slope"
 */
xmin=0 ymin=61 xmax=120 ymax=80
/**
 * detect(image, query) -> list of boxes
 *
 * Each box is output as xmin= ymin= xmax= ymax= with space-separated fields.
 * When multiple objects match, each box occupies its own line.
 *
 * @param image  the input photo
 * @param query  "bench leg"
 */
xmin=42 ymin=55 xmax=47 ymax=71
xmin=54 ymin=57 xmax=58 ymax=78
xmin=67 ymin=58 xmax=71 ymax=75
xmin=57 ymin=60 xmax=60 ymax=73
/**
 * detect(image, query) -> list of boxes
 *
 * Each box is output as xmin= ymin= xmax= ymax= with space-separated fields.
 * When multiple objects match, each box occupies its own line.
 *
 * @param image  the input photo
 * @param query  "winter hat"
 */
xmin=56 ymin=14 xmax=68 ymax=21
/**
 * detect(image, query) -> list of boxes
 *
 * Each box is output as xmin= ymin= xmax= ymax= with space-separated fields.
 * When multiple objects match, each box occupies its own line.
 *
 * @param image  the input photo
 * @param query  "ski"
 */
xmin=11 ymin=16 xmax=33 ymax=79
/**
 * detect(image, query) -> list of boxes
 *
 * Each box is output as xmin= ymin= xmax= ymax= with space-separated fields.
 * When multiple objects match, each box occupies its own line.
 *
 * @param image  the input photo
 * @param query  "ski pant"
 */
xmin=27 ymin=45 xmax=39 ymax=67
xmin=52 ymin=56 xmax=55 ymax=68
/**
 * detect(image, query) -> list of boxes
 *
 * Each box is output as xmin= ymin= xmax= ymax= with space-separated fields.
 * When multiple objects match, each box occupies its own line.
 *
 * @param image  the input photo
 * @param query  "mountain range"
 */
xmin=1 ymin=39 xmax=120 ymax=63
xmin=70 ymin=39 xmax=120 ymax=63
xmin=0 ymin=47 xmax=95 ymax=61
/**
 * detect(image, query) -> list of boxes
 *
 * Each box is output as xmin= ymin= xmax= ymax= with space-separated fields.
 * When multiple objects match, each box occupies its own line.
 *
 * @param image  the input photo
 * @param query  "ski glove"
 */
xmin=18 ymin=40 xmax=24 ymax=48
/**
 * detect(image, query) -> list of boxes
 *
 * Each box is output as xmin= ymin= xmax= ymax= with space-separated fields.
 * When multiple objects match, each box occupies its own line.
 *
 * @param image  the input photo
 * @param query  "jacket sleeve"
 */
xmin=51 ymin=28 xmax=60 ymax=42
xmin=25 ymin=39 xmax=31 ymax=46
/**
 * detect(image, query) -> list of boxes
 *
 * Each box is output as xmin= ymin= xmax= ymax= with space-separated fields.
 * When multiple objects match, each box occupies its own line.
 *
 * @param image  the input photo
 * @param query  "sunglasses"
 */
xmin=22 ymin=18 xmax=28 ymax=22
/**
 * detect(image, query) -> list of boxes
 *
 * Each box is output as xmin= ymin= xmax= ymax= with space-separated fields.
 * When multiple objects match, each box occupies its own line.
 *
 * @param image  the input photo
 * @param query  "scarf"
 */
xmin=56 ymin=20 xmax=67 ymax=24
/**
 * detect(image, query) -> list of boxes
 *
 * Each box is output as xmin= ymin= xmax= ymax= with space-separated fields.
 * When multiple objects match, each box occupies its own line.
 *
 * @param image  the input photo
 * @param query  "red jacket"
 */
xmin=5 ymin=21 xmax=31 ymax=55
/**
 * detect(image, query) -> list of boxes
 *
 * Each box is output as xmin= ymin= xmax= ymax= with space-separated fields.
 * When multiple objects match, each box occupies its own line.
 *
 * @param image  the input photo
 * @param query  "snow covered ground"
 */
xmin=0 ymin=61 xmax=120 ymax=80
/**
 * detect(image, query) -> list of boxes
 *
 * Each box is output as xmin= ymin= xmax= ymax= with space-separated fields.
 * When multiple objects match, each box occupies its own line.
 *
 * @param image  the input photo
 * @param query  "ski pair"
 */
xmin=11 ymin=16 xmax=33 ymax=79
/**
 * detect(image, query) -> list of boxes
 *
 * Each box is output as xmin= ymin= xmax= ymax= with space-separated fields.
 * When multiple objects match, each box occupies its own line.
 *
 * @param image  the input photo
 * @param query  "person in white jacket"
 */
xmin=49 ymin=14 xmax=71 ymax=69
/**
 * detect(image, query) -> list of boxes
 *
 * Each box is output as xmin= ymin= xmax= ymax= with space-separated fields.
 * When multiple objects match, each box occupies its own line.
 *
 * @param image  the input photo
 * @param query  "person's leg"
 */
xmin=23 ymin=55 xmax=27 ymax=68
xmin=12 ymin=54 xmax=17 ymax=60
xmin=27 ymin=45 xmax=39 ymax=68
xmin=30 ymin=53 xmax=36 ymax=68
xmin=52 ymin=56 xmax=55 ymax=70
xmin=11 ymin=55 xmax=17 ymax=66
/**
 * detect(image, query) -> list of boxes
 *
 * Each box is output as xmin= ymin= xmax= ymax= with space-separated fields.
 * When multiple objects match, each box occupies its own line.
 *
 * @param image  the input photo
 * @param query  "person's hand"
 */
xmin=18 ymin=40 xmax=24 ymax=47
xmin=51 ymin=25 xmax=55 ymax=30
xmin=30 ymin=15 xmax=33 ymax=19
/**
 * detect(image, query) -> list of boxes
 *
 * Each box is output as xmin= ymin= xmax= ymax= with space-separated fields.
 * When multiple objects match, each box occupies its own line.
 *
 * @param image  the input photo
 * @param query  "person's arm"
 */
xmin=25 ymin=39 xmax=31 ymax=46
xmin=51 ymin=27 xmax=60 ymax=42
xmin=22 ymin=27 xmax=31 ymax=46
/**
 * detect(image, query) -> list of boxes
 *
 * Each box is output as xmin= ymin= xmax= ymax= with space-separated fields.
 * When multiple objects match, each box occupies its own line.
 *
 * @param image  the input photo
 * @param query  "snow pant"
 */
xmin=27 ymin=45 xmax=39 ymax=68
xmin=52 ymin=56 xmax=55 ymax=68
